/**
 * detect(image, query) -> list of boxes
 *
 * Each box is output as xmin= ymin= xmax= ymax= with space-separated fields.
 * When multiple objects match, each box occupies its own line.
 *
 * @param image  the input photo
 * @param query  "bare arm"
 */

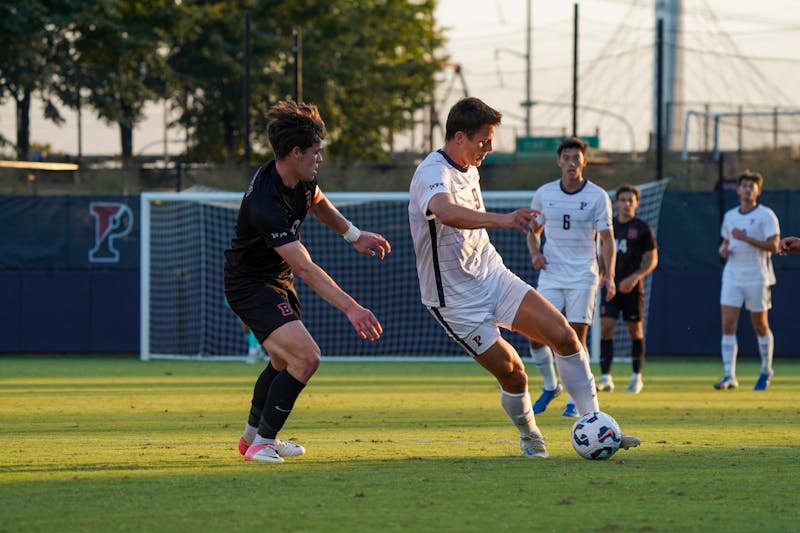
xmin=428 ymin=193 xmax=537 ymax=234
xmin=599 ymin=228 xmax=616 ymax=301
xmin=526 ymin=221 xmax=548 ymax=270
xmin=619 ymin=248 xmax=658 ymax=293
xmin=309 ymin=189 xmax=391 ymax=259
xmin=275 ymin=240 xmax=382 ymax=341
xmin=730 ymin=229 xmax=780 ymax=254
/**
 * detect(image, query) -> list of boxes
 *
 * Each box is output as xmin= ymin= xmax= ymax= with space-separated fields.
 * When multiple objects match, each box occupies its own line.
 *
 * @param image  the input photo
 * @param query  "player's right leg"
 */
xmin=474 ymin=338 xmax=548 ymax=458
xmin=718 ymin=300 xmax=742 ymax=389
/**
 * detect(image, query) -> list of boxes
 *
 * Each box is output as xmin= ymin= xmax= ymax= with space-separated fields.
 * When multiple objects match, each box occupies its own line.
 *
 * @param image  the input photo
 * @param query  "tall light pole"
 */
xmin=523 ymin=0 xmax=533 ymax=137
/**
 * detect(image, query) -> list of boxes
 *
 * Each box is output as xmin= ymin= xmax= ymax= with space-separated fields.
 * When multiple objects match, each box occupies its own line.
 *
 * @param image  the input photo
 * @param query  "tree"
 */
xmin=0 ymin=1 xmax=68 ymax=160
xmin=52 ymin=0 xmax=178 ymax=167
xmin=169 ymin=0 xmax=446 ymax=164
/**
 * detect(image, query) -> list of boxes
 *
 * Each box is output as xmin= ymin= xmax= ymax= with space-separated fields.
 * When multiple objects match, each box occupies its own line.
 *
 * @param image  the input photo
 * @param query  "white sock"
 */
xmin=757 ymin=331 xmax=774 ymax=374
xmin=529 ymin=345 xmax=558 ymax=390
xmin=554 ymin=348 xmax=599 ymax=415
xmin=243 ymin=424 xmax=258 ymax=443
xmin=252 ymin=435 xmax=276 ymax=446
xmin=721 ymin=335 xmax=737 ymax=377
xmin=500 ymin=389 xmax=539 ymax=436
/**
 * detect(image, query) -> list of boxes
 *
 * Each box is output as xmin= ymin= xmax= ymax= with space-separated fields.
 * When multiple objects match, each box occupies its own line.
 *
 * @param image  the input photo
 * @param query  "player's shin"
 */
xmin=554 ymin=348 xmax=599 ymax=415
xmin=500 ymin=389 xmax=539 ymax=436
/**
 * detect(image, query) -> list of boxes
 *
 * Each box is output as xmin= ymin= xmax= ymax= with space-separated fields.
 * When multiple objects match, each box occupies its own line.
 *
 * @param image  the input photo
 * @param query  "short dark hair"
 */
xmin=557 ymin=136 xmax=588 ymax=157
xmin=444 ymin=97 xmax=502 ymax=141
xmin=266 ymin=100 xmax=326 ymax=159
xmin=616 ymin=184 xmax=641 ymax=202
xmin=738 ymin=169 xmax=763 ymax=189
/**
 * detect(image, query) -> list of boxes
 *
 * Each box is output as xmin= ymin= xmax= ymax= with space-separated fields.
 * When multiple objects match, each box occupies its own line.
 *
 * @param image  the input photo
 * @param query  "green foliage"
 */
xmin=1 ymin=358 xmax=799 ymax=531
xmin=2 ymin=0 xmax=446 ymax=165
xmin=167 ymin=0 xmax=445 ymax=164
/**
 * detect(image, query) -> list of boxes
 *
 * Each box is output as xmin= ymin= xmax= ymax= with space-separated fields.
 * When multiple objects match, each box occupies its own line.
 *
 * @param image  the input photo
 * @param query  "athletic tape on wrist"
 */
xmin=342 ymin=223 xmax=361 ymax=243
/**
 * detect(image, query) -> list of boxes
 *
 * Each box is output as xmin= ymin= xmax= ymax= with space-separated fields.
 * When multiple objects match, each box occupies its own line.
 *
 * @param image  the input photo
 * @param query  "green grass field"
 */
xmin=1 ymin=357 xmax=798 ymax=532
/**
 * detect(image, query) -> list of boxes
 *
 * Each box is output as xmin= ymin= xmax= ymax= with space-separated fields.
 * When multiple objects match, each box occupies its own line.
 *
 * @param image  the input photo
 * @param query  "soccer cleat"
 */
xmin=532 ymin=383 xmax=563 ymax=414
xmin=239 ymin=436 xmax=305 ymax=457
xmin=244 ymin=443 xmax=284 ymax=463
xmin=274 ymin=439 xmax=305 ymax=457
xmin=619 ymin=434 xmax=641 ymax=450
xmin=596 ymin=375 xmax=615 ymax=392
xmin=625 ymin=374 xmax=643 ymax=394
xmin=753 ymin=370 xmax=773 ymax=391
xmin=520 ymin=433 xmax=549 ymax=458
xmin=562 ymin=402 xmax=579 ymax=418
xmin=238 ymin=436 xmax=251 ymax=455
xmin=713 ymin=375 xmax=739 ymax=390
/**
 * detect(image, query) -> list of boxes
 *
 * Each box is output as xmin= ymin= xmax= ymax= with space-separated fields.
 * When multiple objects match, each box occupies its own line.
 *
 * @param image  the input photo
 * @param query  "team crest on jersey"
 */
xmin=579 ymin=201 xmax=588 ymax=210
xmin=277 ymin=302 xmax=294 ymax=317
xmin=305 ymin=189 xmax=314 ymax=210
xmin=88 ymin=202 xmax=134 ymax=263
xmin=627 ymin=228 xmax=638 ymax=239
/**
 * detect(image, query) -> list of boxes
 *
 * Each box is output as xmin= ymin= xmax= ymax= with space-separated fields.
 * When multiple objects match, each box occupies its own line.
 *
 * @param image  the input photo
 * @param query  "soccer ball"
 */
xmin=571 ymin=411 xmax=622 ymax=460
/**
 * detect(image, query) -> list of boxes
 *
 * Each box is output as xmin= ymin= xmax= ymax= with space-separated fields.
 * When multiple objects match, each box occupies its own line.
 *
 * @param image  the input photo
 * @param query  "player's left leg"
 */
xmin=598 ymin=316 xmax=617 ymax=392
xmin=625 ymin=319 xmax=645 ymax=393
xmin=749 ymin=285 xmax=774 ymax=391
xmin=511 ymin=290 xmax=598 ymax=417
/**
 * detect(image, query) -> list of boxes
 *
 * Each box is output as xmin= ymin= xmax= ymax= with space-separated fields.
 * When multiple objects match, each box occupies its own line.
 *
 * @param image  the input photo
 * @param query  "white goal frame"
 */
xmin=140 ymin=184 xmax=667 ymax=362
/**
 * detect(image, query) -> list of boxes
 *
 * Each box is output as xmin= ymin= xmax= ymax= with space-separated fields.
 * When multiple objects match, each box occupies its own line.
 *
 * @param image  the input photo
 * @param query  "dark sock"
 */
xmin=247 ymin=362 xmax=279 ymax=427
xmin=600 ymin=339 xmax=613 ymax=375
xmin=258 ymin=369 xmax=306 ymax=439
xmin=632 ymin=338 xmax=644 ymax=374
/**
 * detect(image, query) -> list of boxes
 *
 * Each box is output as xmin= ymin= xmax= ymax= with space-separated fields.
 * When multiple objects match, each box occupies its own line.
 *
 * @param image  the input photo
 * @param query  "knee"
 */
xmin=551 ymin=326 xmax=581 ymax=356
xmin=289 ymin=346 xmax=321 ymax=382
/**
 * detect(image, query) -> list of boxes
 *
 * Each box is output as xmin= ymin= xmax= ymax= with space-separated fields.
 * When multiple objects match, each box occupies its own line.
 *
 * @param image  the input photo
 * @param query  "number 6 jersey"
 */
xmin=530 ymin=179 xmax=612 ymax=290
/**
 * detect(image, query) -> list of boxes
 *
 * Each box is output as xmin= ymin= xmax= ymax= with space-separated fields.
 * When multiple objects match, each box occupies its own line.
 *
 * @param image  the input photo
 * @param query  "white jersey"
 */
xmin=409 ymin=150 xmax=507 ymax=308
xmin=530 ymin=178 xmax=612 ymax=290
xmin=721 ymin=204 xmax=779 ymax=286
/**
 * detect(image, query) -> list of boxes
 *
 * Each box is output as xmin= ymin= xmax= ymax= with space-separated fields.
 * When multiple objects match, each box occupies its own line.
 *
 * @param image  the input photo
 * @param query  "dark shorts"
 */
xmin=599 ymin=286 xmax=644 ymax=322
xmin=224 ymin=281 xmax=301 ymax=344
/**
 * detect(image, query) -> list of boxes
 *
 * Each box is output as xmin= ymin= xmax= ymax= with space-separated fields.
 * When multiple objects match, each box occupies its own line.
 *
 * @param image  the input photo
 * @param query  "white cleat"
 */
xmin=274 ymin=439 xmax=305 ymax=457
xmin=625 ymin=374 xmax=643 ymax=394
xmin=520 ymin=433 xmax=549 ymax=458
xmin=596 ymin=375 xmax=615 ymax=392
xmin=244 ymin=443 xmax=284 ymax=463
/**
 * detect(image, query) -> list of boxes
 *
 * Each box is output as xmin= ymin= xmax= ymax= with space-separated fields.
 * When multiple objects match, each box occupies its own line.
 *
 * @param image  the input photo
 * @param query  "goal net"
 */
xmin=140 ymin=180 xmax=669 ymax=361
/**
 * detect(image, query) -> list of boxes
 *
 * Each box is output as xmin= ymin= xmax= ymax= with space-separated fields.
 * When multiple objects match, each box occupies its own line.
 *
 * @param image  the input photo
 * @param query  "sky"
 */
xmin=2 ymin=0 xmax=799 ymax=157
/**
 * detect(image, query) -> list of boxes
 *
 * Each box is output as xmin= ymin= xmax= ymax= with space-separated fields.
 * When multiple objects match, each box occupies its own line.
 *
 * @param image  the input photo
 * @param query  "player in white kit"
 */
xmin=526 ymin=137 xmax=616 ymax=418
xmin=409 ymin=98 xmax=638 ymax=457
xmin=716 ymin=171 xmax=780 ymax=391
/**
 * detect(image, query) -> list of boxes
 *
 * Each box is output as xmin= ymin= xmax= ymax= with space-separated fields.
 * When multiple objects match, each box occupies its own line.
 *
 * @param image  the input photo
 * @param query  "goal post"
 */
xmin=140 ymin=181 xmax=669 ymax=362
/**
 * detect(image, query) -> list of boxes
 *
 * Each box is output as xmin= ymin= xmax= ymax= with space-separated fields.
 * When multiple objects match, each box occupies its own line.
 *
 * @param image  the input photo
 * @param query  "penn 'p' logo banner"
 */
xmin=88 ymin=202 xmax=134 ymax=263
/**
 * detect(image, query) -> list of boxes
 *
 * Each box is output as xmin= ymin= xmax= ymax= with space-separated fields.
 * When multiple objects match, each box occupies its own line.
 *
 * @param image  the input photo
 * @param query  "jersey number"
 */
xmin=616 ymin=238 xmax=628 ymax=254
xmin=471 ymin=188 xmax=481 ymax=209
xmin=562 ymin=214 xmax=570 ymax=230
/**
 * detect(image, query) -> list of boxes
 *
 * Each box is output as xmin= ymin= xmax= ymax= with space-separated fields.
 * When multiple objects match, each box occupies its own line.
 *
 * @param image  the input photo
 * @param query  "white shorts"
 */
xmin=538 ymin=286 xmax=598 ymax=324
xmin=428 ymin=268 xmax=530 ymax=356
xmin=720 ymin=282 xmax=772 ymax=312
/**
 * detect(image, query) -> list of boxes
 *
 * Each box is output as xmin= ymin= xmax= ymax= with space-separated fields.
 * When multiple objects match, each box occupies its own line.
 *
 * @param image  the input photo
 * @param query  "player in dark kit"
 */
xmin=225 ymin=100 xmax=390 ymax=463
xmin=597 ymin=184 xmax=658 ymax=394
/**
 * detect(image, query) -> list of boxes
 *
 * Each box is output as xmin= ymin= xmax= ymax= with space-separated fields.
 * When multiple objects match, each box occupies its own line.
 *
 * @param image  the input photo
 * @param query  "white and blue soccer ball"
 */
xmin=571 ymin=411 xmax=622 ymax=460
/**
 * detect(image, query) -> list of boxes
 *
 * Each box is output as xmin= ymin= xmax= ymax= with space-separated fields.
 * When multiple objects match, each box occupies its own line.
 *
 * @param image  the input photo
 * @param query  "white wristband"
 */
xmin=342 ymin=223 xmax=362 ymax=243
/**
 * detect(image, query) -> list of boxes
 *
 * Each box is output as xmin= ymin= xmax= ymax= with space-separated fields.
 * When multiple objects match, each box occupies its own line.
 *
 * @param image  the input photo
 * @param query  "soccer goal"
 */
xmin=140 ymin=180 xmax=669 ymax=361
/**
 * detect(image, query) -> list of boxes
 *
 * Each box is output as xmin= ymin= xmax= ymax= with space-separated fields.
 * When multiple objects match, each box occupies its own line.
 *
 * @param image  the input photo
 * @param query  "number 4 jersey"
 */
xmin=531 ymin=179 xmax=612 ymax=290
